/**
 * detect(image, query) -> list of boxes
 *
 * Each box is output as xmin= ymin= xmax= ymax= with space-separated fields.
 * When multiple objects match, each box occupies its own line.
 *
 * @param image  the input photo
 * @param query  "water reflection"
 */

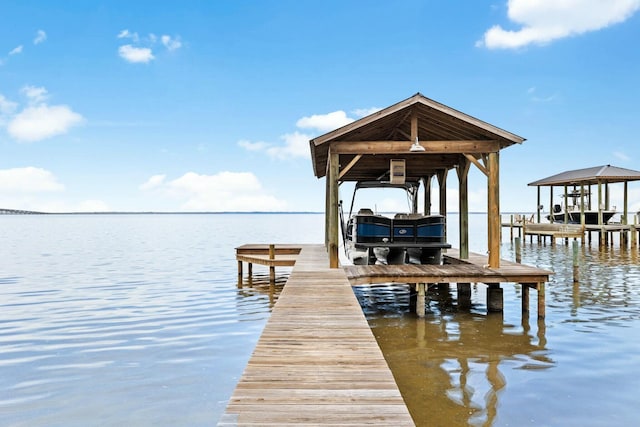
xmin=355 ymin=284 xmax=552 ymax=427
xmin=236 ymin=270 xmax=290 ymax=309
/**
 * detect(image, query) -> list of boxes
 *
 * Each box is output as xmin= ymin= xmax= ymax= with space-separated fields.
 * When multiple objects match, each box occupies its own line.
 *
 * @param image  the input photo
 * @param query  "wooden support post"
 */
xmin=573 ymin=240 xmax=579 ymax=283
xmin=416 ymin=283 xmax=426 ymax=318
xmin=328 ymin=150 xmax=340 ymax=268
xmin=248 ymin=262 xmax=253 ymax=277
xmin=458 ymin=158 xmax=470 ymax=259
xmin=487 ymin=284 xmax=503 ymax=312
xmin=515 ymin=237 xmax=521 ymax=263
xmin=537 ymin=282 xmax=546 ymax=318
xmin=509 ymin=215 xmax=514 ymax=241
xmin=237 ymin=260 xmax=243 ymax=288
xmin=269 ymin=244 xmax=275 ymax=284
xmin=409 ymin=284 xmax=417 ymax=313
xmin=487 ymin=152 xmax=500 ymax=268
xmin=522 ymin=284 xmax=530 ymax=313
xmin=457 ymin=283 xmax=471 ymax=309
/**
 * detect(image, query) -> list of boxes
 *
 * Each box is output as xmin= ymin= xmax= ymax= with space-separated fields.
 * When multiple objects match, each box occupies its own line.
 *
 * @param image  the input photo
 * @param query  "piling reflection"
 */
xmin=356 ymin=285 xmax=552 ymax=427
xmin=236 ymin=271 xmax=289 ymax=309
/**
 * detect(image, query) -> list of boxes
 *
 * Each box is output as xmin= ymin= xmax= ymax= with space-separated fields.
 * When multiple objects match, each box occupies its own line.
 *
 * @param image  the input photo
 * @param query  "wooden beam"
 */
xmin=331 ymin=140 xmax=501 ymax=155
xmin=338 ymin=154 xmax=362 ymax=180
xmin=463 ymin=153 xmax=488 ymax=176
xmin=410 ymin=110 xmax=418 ymax=141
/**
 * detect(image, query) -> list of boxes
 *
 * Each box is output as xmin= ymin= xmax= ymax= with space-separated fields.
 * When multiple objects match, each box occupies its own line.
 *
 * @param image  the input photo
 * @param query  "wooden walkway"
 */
xmin=221 ymin=244 xmax=414 ymax=426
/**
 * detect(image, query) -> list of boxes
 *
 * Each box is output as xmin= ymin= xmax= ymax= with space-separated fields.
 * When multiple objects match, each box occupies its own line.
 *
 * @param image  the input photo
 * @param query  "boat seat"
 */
xmin=358 ymin=208 xmax=374 ymax=215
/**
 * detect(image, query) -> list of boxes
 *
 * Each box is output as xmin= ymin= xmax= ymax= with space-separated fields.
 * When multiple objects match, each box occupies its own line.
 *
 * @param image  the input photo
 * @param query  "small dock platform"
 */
xmin=502 ymin=217 xmax=640 ymax=247
xmin=222 ymin=244 xmax=414 ymax=426
xmin=345 ymin=249 xmax=551 ymax=318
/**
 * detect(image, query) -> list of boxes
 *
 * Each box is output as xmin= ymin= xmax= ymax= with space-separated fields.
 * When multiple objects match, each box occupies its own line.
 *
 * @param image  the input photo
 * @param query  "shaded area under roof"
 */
xmin=528 ymin=165 xmax=640 ymax=187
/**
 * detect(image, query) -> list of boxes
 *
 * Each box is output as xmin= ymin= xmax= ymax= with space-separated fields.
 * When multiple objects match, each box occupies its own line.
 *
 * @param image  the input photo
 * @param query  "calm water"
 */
xmin=1 ymin=214 xmax=640 ymax=426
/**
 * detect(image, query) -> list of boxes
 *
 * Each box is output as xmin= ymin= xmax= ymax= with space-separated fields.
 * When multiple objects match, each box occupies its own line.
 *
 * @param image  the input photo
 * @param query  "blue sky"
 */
xmin=1 ymin=0 xmax=640 ymax=213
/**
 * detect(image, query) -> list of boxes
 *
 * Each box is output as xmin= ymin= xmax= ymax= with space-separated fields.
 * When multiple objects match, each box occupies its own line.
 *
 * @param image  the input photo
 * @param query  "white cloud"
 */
xmin=9 ymin=45 xmax=23 ymax=55
xmin=34 ymin=30 xmax=47 ymax=45
xmin=117 ymin=30 xmax=182 ymax=63
xmin=296 ymin=110 xmax=354 ymax=133
xmin=527 ymin=86 xmax=557 ymax=102
xmin=478 ymin=0 xmax=640 ymax=49
xmin=77 ymin=199 xmax=110 ymax=212
xmin=239 ymin=107 xmax=376 ymax=160
xmin=267 ymin=131 xmax=311 ymax=160
xmin=352 ymin=107 xmax=381 ymax=118
xmin=118 ymin=44 xmax=154 ymax=63
xmin=237 ymin=139 xmax=270 ymax=151
xmin=22 ymin=85 xmax=48 ymax=104
xmin=0 ymin=167 xmax=64 ymax=193
xmin=613 ymin=151 xmax=631 ymax=161
xmin=117 ymin=29 xmax=139 ymax=42
xmin=139 ymin=174 xmax=166 ymax=191
xmin=140 ymin=171 xmax=287 ymax=211
xmin=8 ymin=104 xmax=84 ymax=142
xmin=161 ymin=35 xmax=182 ymax=51
xmin=0 ymin=95 xmax=18 ymax=117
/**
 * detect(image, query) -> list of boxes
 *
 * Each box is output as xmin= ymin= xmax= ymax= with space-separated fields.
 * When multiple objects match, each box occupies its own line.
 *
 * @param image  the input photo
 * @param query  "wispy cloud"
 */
xmin=116 ymin=29 xmax=183 ymax=63
xmin=161 ymin=35 xmax=182 ymax=51
xmin=0 ymin=167 xmax=64 ymax=192
xmin=477 ymin=0 xmax=640 ymax=49
xmin=139 ymin=171 xmax=287 ymax=211
xmin=9 ymin=45 xmax=23 ymax=56
xmin=613 ymin=151 xmax=631 ymax=162
xmin=33 ymin=30 xmax=47 ymax=45
xmin=527 ymin=86 xmax=557 ymax=102
xmin=238 ymin=106 xmax=379 ymax=160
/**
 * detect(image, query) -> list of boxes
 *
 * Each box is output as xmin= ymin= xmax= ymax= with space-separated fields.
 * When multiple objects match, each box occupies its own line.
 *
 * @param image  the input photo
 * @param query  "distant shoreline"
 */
xmin=1 ymin=209 xmax=529 ymax=215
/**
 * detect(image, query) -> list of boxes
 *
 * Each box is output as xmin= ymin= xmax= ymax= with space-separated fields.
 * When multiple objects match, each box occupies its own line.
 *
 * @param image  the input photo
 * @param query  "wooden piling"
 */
xmin=572 ymin=240 xmax=579 ymax=283
xmin=515 ymin=237 xmax=521 ymax=263
xmin=457 ymin=283 xmax=472 ymax=309
xmin=487 ymin=284 xmax=503 ymax=312
xmin=416 ymin=283 xmax=426 ymax=318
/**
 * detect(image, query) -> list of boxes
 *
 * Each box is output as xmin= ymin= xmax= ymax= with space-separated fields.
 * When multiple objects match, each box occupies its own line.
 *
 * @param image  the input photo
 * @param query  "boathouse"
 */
xmin=529 ymin=164 xmax=640 ymax=226
xmin=309 ymin=92 xmax=525 ymax=268
xmin=527 ymin=165 xmax=640 ymax=246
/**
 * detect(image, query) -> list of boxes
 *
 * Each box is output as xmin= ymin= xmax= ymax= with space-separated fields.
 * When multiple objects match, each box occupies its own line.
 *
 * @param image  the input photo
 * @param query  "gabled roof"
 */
xmin=528 ymin=165 xmax=640 ymax=187
xmin=309 ymin=92 xmax=525 ymax=179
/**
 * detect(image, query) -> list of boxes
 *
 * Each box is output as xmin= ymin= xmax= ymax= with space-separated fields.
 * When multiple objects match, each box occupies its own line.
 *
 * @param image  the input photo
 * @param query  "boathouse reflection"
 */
xmin=360 ymin=285 xmax=553 ymax=427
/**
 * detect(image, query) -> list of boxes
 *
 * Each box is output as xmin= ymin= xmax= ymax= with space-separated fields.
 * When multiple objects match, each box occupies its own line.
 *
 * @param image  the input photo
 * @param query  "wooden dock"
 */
xmin=226 ymin=244 xmax=551 ymax=425
xmin=344 ymin=249 xmax=551 ymax=318
xmin=502 ymin=218 xmax=639 ymax=247
xmin=222 ymin=244 xmax=415 ymax=426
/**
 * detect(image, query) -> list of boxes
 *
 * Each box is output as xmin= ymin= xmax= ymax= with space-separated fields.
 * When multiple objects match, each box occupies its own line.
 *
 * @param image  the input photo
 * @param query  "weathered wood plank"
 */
xmin=221 ymin=244 xmax=414 ymax=426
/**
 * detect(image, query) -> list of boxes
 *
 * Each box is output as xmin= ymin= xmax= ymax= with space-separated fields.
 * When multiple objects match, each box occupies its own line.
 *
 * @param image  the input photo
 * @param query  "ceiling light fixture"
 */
xmin=409 ymin=137 xmax=425 ymax=152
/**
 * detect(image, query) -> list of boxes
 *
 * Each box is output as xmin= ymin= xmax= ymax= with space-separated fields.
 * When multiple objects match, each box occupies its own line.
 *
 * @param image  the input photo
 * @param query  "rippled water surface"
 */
xmin=0 ymin=214 xmax=322 ymax=426
xmin=355 ymin=215 xmax=640 ymax=426
xmin=2 ymin=213 xmax=640 ymax=426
